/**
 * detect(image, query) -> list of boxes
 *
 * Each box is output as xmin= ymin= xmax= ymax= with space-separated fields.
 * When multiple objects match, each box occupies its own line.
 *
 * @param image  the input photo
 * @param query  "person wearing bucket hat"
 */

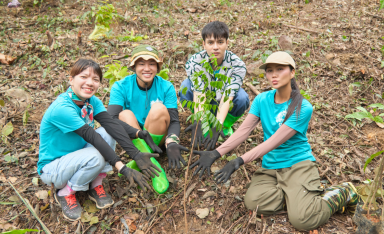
xmin=108 ymin=44 xmax=188 ymax=175
xmin=192 ymin=51 xmax=360 ymax=230
xmin=179 ymin=21 xmax=250 ymax=154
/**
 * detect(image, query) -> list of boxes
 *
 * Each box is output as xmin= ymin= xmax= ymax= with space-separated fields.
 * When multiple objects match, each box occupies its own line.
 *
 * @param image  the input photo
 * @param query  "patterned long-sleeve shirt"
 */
xmin=185 ymin=50 xmax=246 ymax=102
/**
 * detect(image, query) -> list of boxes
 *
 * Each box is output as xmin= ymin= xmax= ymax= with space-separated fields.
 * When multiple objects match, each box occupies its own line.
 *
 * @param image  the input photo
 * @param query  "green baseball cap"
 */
xmin=129 ymin=44 xmax=163 ymax=70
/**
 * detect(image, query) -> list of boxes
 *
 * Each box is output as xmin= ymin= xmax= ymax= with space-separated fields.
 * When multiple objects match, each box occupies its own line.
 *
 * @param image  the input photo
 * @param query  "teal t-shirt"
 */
xmin=37 ymin=92 xmax=106 ymax=174
xmin=109 ymin=74 xmax=178 ymax=128
xmin=249 ymin=89 xmax=315 ymax=169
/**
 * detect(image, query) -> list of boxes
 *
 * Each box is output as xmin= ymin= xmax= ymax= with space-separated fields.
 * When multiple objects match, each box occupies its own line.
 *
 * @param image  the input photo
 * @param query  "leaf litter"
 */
xmin=1 ymin=0 xmax=384 ymax=233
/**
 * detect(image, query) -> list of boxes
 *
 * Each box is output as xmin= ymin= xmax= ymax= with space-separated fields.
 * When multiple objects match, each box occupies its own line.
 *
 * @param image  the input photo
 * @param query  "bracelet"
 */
xmin=165 ymin=134 xmax=180 ymax=148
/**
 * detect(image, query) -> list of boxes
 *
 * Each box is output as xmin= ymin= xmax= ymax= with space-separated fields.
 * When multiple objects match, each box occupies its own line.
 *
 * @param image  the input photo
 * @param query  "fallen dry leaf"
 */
xmin=0 ymin=54 xmax=16 ymax=65
xmin=376 ymin=122 xmax=384 ymax=128
xmin=8 ymin=177 xmax=17 ymax=183
xmin=216 ymin=210 xmax=224 ymax=220
xmin=196 ymin=208 xmax=209 ymax=219
xmin=35 ymin=190 xmax=48 ymax=200
xmin=202 ymin=191 xmax=216 ymax=200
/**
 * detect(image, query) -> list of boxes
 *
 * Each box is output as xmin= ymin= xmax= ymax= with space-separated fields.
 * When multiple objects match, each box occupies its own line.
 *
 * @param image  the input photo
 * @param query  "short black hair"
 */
xmin=70 ymin=59 xmax=103 ymax=82
xmin=201 ymin=21 xmax=229 ymax=41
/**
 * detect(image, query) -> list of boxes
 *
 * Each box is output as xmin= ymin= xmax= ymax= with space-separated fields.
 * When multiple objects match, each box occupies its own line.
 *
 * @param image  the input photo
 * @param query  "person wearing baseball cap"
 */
xmin=190 ymin=51 xmax=360 ymax=230
xmin=108 ymin=44 xmax=189 ymax=175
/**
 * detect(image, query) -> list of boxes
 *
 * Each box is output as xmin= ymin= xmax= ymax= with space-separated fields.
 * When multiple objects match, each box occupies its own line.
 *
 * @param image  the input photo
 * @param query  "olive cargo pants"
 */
xmin=244 ymin=160 xmax=331 ymax=230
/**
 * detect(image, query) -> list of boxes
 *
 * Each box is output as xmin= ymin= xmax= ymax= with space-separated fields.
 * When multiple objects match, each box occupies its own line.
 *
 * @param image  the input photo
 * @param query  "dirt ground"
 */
xmin=1 ymin=0 xmax=384 ymax=233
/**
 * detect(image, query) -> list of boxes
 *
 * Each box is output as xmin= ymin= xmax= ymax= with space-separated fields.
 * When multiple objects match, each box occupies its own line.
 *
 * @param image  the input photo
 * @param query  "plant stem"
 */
xmin=363 ymin=151 xmax=384 ymax=214
xmin=8 ymin=182 xmax=51 ymax=234
xmin=183 ymin=119 xmax=200 ymax=234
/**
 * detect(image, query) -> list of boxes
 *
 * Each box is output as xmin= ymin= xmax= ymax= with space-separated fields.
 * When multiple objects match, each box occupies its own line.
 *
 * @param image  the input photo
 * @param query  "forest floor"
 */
xmin=1 ymin=0 xmax=384 ymax=233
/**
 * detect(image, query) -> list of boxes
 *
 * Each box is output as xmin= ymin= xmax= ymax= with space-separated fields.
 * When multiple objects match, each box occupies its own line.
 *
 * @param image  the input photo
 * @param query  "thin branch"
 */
xmin=282 ymin=23 xmax=322 ymax=34
xmin=8 ymin=182 xmax=51 ymax=234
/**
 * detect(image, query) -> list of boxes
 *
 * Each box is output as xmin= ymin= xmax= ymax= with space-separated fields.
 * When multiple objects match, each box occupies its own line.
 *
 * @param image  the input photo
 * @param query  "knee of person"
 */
xmin=149 ymin=103 xmax=169 ymax=120
xmin=288 ymin=216 xmax=318 ymax=231
xmin=90 ymin=153 xmax=106 ymax=170
xmin=118 ymin=109 xmax=134 ymax=120
xmin=236 ymin=90 xmax=250 ymax=105
xmin=244 ymin=192 xmax=259 ymax=210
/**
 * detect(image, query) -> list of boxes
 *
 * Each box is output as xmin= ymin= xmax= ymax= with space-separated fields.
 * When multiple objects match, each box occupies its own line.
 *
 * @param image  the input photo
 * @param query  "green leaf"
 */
xmin=0 ymin=202 xmax=17 ymax=205
xmin=368 ymin=103 xmax=384 ymax=110
xmin=261 ymin=50 xmax=272 ymax=63
xmin=157 ymin=69 xmax=170 ymax=80
xmin=380 ymin=0 xmax=384 ymax=10
xmin=226 ymin=154 xmax=237 ymax=161
xmin=2 ymin=229 xmax=39 ymax=234
xmin=83 ymin=200 xmax=99 ymax=213
xmin=356 ymin=106 xmax=368 ymax=113
xmin=4 ymin=155 xmax=11 ymax=162
xmin=90 ymin=216 xmax=99 ymax=225
xmin=373 ymin=116 xmax=384 ymax=123
xmin=345 ymin=112 xmax=371 ymax=121
xmin=0 ymin=99 xmax=4 ymax=107
xmin=81 ymin=211 xmax=93 ymax=222
xmin=2 ymin=122 xmax=13 ymax=136
xmin=364 ymin=150 xmax=384 ymax=172
xmin=23 ymin=110 xmax=29 ymax=126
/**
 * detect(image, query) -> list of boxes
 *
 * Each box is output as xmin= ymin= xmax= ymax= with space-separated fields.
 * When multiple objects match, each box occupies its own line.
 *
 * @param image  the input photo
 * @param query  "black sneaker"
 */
xmin=54 ymin=192 xmax=82 ymax=221
xmin=88 ymin=185 xmax=114 ymax=209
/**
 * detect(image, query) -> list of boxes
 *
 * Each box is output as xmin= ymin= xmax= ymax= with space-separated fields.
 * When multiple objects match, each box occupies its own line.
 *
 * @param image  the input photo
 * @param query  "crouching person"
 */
xmin=108 ymin=45 xmax=189 ymax=170
xmin=179 ymin=21 xmax=250 ymax=150
xmin=38 ymin=59 xmax=153 ymax=221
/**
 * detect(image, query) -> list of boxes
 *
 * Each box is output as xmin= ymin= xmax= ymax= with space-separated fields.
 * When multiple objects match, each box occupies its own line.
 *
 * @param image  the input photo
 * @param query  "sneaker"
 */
xmin=88 ymin=185 xmax=114 ymax=209
xmin=54 ymin=192 xmax=82 ymax=221
xmin=7 ymin=0 xmax=21 ymax=8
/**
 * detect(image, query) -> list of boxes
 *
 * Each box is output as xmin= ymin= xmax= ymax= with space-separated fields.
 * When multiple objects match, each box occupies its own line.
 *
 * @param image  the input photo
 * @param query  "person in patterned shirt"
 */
xmin=179 ymin=21 xmax=250 ymax=151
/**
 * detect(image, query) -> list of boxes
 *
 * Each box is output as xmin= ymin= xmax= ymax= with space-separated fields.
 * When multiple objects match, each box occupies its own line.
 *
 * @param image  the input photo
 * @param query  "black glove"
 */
xmin=131 ymin=152 xmax=161 ymax=178
xmin=166 ymin=143 xmax=188 ymax=169
xmin=203 ymin=126 xmax=225 ymax=151
xmin=119 ymin=165 xmax=152 ymax=191
xmin=189 ymin=150 xmax=221 ymax=178
xmin=185 ymin=121 xmax=203 ymax=149
xmin=138 ymin=130 xmax=163 ymax=154
xmin=214 ymin=157 xmax=244 ymax=183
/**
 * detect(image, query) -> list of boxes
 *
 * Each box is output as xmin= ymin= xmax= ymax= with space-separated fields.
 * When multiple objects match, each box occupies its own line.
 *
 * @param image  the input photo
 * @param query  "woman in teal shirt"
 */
xmin=189 ymin=52 xmax=360 ymax=231
xmin=38 ymin=59 xmax=156 ymax=221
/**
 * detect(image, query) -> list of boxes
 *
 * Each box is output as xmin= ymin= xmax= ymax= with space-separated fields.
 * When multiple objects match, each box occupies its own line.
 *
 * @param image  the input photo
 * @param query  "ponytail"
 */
xmin=282 ymin=66 xmax=304 ymax=123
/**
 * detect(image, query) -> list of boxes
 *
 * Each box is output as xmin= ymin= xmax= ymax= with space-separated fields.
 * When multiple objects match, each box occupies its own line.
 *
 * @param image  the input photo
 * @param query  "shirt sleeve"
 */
xmin=50 ymin=104 xmax=85 ymax=134
xmin=216 ymin=114 xmax=260 ymax=156
xmin=91 ymin=96 xmax=106 ymax=116
xmin=109 ymin=82 xmax=125 ymax=107
xmin=186 ymin=53 xmax=205 ymax=92
xmin=94 ymin=111 xmax=140 ymax=157
xmin=248 ymin=95 xmax=261 ymax=117
xmin=284 ymin=100 xmax=313 ymax=134
xmin=74 ymin=124 xmax=121 ymax=166
xmin=225 ymin=62 xmax=246 ymax=97
xmin=167 ymin=108 xmax=180 ymax=137
xmin=164 ymin=84 xmax=178 ymax=109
